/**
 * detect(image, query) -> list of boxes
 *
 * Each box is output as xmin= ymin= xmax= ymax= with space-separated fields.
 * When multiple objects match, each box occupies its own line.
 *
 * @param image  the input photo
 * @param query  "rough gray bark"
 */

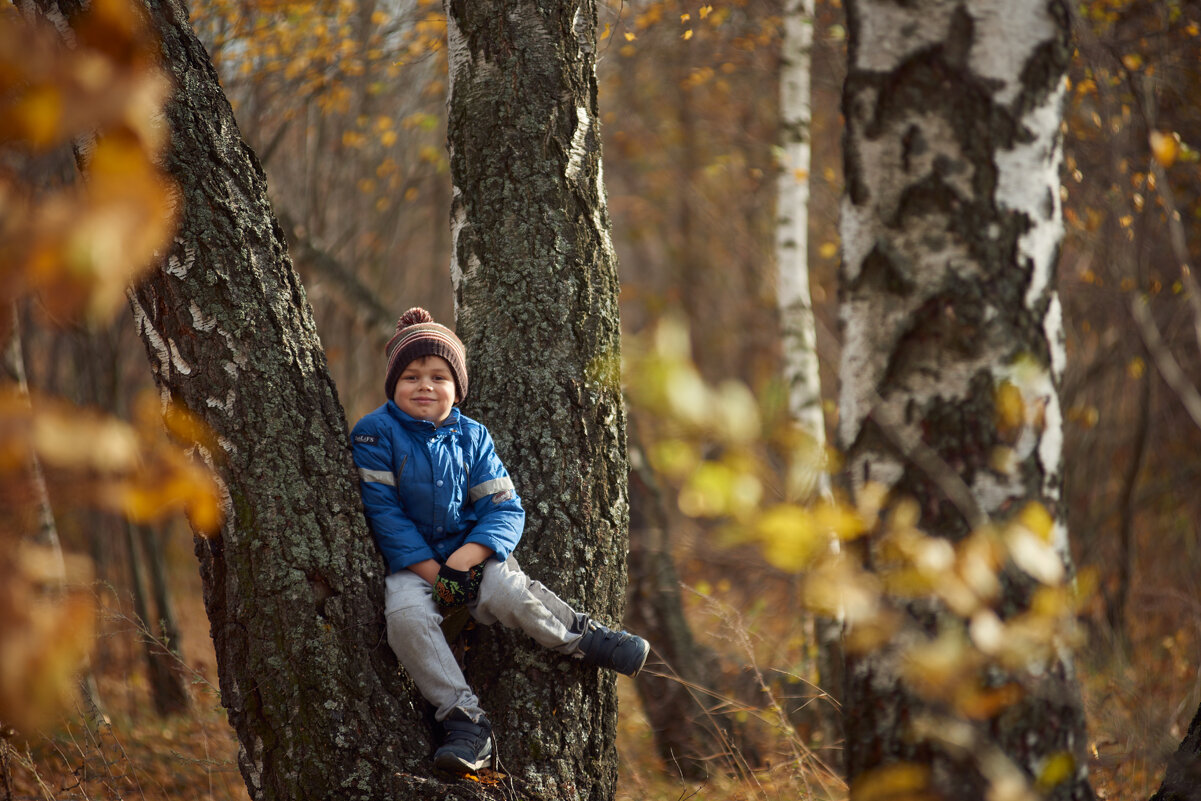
xmin=120 ymin=2 xmax=429 ymax=797
xmin=444 ymin=2 xmax=627 ymax=799
xmin=838 ymin=1 xmax=1094 ymax=799
xmin=34 ymin=0 xmax=505 ymax=798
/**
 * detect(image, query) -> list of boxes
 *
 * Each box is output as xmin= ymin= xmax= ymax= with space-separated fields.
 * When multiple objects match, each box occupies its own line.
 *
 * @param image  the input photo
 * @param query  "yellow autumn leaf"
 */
xmin=32 ymin=408 xmax=139 ymax=472
xmin=117 ymin=465 xmax=223 ymax=535
xmin=814 ymin=501 xmax=869 ymax=541
xmin=755 ymin=504 xmax=818 ymax=570
xmin=12 ymin=85 xmax=64 ymax=149
xmin=678 ymin=461 xmax=761 ymax=518
xmin=1150 ymin=130 xmax=1180 ymax=167
xmin=1007 ymin=527 xmax=1064 ymax=585
xmin=0 ymin=572 xmax=95 ymax=731
xmin=1018 ymin=502 xmax=1054 ymax=542
xmin=995 ymin=380 xmax=1025 ymax=431
xmin=956 ymin=682 xmax=1023 ymax=719
xmin=1037 ymin=752 xmax=1076 ymax=790
xmin=850 ymin=763 xmax=932 ymax=801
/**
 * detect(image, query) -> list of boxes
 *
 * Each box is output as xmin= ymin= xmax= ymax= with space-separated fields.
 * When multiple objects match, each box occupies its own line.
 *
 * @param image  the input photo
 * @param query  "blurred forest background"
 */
xmin=4 ymin=1 xmax=1201 ymax=799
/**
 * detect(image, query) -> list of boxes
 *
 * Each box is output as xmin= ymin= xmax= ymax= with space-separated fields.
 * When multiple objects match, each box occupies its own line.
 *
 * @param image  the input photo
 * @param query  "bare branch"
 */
xmin=1131 ymin=294 xmax=1201 ymax=431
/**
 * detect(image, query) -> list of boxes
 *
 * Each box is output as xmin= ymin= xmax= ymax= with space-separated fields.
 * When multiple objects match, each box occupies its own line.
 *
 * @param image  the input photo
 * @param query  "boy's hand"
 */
xmin=434 ymin=562 xmax=485 ymax=607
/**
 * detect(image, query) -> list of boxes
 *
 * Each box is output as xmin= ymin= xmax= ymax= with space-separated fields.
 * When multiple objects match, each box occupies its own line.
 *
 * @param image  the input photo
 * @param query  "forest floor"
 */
xmin=3 ymin=527 xmax=1196 ymax=801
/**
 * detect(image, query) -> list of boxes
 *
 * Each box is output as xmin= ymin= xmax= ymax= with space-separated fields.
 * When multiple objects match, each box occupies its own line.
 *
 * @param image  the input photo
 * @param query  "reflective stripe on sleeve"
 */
xmin=468 ymin=476 xmax=514 ymax=503
xmin=358 ymin=468 xmax=397 ymax=486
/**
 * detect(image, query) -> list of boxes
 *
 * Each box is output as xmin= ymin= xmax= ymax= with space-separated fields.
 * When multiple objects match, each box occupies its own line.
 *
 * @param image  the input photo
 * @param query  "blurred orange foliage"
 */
xmin=0 ymin=0 xmax=220 ymax=733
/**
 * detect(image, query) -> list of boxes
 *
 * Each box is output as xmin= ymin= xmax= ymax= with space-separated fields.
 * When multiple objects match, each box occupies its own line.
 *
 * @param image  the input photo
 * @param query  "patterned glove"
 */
xmin=434 ymin=561 xmax=485 ymax=607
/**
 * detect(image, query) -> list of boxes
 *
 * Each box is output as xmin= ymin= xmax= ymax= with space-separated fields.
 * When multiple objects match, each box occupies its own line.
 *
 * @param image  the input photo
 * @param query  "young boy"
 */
xmin=351 ymin=307 xmax=650 ymax=775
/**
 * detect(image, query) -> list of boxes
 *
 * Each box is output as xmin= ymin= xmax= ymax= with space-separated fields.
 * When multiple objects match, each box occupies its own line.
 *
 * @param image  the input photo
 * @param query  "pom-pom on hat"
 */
xmin=384 ymin=307 xmax=468 ymax=403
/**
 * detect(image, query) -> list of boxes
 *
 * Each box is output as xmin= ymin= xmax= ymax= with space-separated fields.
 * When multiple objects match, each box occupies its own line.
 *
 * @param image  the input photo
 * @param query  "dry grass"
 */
xmin=3 ymin=529 xmax=1194 ymax=801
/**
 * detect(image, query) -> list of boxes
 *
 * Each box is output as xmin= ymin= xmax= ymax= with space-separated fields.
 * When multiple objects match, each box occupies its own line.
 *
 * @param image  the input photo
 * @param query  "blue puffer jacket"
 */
xmin=351 ymin=402 xmax=524 ymax=574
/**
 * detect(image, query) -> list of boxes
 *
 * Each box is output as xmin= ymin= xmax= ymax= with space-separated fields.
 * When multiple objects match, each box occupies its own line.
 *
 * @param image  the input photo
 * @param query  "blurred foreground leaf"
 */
xmin=0 ymin=0 xmax=216 ymax=732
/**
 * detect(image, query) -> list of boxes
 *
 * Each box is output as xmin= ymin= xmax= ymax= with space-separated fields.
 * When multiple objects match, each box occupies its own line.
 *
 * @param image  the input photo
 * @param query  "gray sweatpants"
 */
xmin=384 ymin=557 xmax=585 ymax=722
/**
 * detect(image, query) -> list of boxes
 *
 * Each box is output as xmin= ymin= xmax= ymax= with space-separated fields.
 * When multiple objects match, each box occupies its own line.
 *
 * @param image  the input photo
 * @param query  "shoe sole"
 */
xmin=434 ymin=750 xmax=492 ymax=775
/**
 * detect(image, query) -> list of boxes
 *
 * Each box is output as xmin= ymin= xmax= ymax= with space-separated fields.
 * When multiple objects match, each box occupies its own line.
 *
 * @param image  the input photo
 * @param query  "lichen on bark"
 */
xmin=445 ymin=2 xmax=627 ymax=799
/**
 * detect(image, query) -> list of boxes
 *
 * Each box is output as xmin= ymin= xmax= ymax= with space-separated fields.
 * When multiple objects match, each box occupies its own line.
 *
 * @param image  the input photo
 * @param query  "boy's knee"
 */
xmin=476 ymin=560 xmax=528 ymax=610
xmin=385 ymin=604 xmax=440 ymax=645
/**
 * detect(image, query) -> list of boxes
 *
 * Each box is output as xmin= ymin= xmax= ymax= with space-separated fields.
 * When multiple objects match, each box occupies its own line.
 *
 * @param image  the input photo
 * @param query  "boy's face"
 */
xmin=393 ymin=355 xmax=457 ymax=426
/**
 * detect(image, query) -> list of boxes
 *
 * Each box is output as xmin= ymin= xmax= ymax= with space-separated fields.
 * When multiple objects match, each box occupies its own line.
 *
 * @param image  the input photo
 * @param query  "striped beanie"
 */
xmin=383 ymin=307 xmax=469 ymax=402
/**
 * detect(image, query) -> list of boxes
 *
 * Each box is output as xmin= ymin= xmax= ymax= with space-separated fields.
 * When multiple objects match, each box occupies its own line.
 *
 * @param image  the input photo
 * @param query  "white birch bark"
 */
xmin=837 ymin=1 xmax=1093 ymax=798
xmin=776 ymin=0 xmax=825 ymax=478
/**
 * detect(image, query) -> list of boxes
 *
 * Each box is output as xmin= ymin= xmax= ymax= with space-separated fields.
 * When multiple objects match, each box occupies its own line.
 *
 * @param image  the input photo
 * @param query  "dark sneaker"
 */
xmin=433 ymin=709 xmax=493 ymax=774
xmin=577 ymin=620 xmax=650 ymax=677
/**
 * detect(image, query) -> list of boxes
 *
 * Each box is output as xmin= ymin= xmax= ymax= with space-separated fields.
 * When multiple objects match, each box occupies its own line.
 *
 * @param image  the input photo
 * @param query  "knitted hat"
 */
xmin=384 ymin=308 xmax=469 ymax=402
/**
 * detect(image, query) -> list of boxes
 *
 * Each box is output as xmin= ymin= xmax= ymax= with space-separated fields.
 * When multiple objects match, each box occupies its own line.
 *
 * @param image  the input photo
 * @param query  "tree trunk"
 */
xmin=626 ymin=434 xmax=735 ymax=780
xmin=838 ymin=1 xmax=1093 ymax=798
xmin=444 ymin=2 xmax=627 ymax=799
xmin=1106 ymin=351 xmax=1150 ymax=644
xmin=37 ymin=0 xmax=501 ymax=798
xmin=125 ymin=522 xmax=190 ymax=716
xmin=775 ymin=0 xmax=843 ymax=754
xmin=776 ymin=0 xmax=826 ymax=466
xmin=1150 ymin=698 xmax=1201 ymax=801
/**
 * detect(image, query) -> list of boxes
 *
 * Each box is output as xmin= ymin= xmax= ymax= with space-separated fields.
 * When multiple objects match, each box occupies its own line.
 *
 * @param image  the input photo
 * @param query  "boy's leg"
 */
xmin=472 ymin=557 xmax=651 ymax=676
xmin=384 ymin=570 xmax=486 ymax=723
xmin=471 ymin=557 xmax=587 ymax=653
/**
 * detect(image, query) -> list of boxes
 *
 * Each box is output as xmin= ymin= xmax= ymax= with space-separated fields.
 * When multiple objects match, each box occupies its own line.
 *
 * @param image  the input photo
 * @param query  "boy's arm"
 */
xmin=445 ymin=542 xmax=495 ymax=570
xmin=351 ymin=421 xmax=439 ymax=573
xmin=461 ymin=426 xmax=525 ymax=562
xmin=407 ymin=559 xmax=442 ymax=584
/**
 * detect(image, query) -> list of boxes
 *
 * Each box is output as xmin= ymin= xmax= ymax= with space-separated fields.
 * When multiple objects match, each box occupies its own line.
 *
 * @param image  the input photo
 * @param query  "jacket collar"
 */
xmin=385 ymin=401 xmax=461 ymax=433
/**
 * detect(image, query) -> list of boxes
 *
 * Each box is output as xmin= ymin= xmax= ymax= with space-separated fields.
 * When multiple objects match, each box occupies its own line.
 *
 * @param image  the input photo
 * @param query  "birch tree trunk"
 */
xmin=837 ymin=1 xmax=1094 ymax=798
xmin=445 ymin=2 xmax=627 ymax=799
xmin=776 ymin=0 xmax=826 ymax=468
xmin=776 ymin=1 xmax=843 ymax=752
xmin=36 ymin=0 xmax=500 ymax=798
